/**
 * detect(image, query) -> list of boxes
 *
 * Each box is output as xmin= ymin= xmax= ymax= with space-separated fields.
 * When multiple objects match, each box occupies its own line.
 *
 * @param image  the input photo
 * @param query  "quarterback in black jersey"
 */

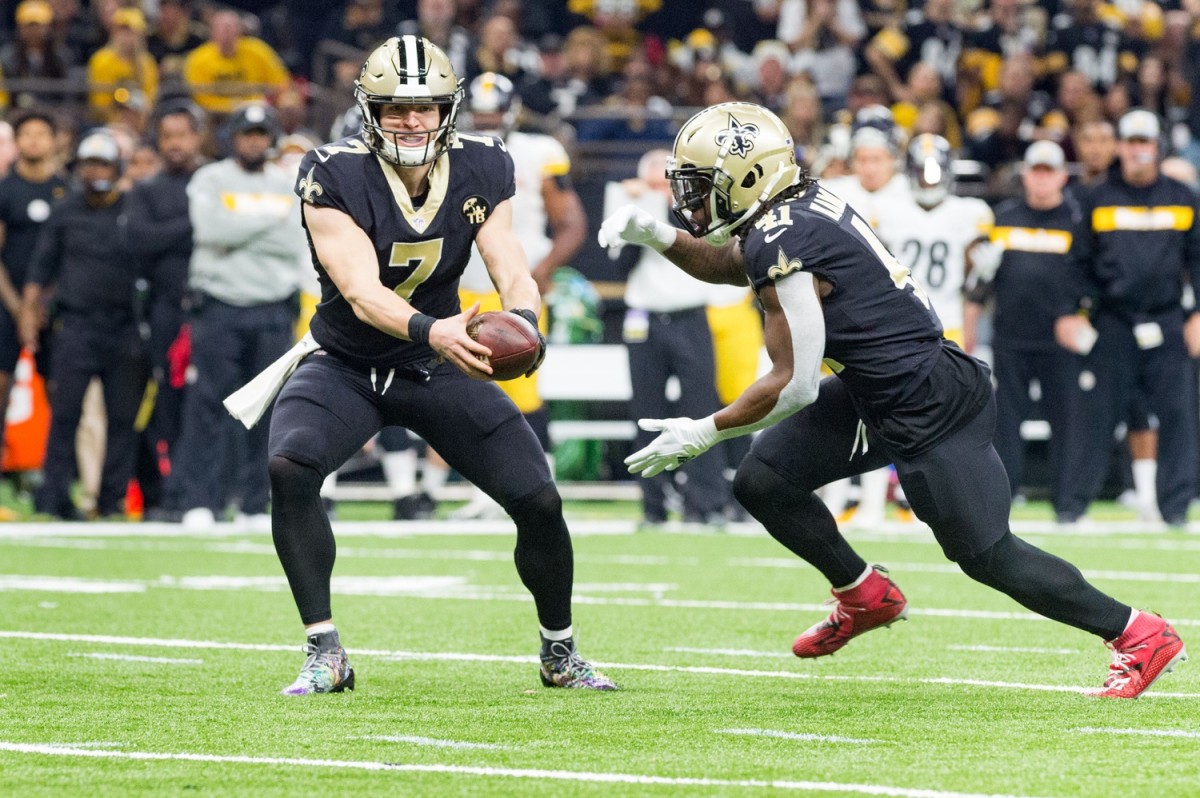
xmin=262 ymin=36 xmax=615 ymax=695
xmin=599 ymin=102 xmax=1185 ymax=699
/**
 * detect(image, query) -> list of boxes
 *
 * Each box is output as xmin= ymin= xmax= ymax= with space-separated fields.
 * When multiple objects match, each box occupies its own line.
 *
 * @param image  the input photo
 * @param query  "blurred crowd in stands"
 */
xmin=3 ymin=0 xmax=1200 ymax=523
xmin=1 ymin=0 xmax=1199 ymax=183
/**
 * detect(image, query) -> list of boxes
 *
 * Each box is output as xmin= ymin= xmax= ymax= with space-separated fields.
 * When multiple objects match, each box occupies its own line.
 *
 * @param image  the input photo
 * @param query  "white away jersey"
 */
xmin=459 ymin=130 xmax=570 ymax=292
xmin=819 ymin=173 xmax=912 ymax=229
xmin=875 ymin=194 xmax=994 ymax=333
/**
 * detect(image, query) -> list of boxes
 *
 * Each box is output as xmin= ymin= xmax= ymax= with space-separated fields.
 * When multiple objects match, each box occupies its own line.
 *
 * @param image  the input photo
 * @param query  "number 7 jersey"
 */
xmin=295 ymin=133 xmax=516 ymax=369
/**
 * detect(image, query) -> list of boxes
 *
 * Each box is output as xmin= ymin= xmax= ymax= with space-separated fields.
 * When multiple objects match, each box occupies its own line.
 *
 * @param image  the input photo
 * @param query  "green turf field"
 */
xmin=0 ymin=503 xmax=1196 ymax=796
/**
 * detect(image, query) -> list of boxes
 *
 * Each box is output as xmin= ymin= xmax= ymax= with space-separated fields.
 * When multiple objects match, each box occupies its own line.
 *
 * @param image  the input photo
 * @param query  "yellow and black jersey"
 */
xmin=1067 ymin=173 xmax=1200 ymax=320
xmin=969 ymin=197 xmax=1080 ymax=351
xmin=182 ymin=37 xmax=289 ymax=113
xmin=296 ymin=134 xmax=516 ymax=369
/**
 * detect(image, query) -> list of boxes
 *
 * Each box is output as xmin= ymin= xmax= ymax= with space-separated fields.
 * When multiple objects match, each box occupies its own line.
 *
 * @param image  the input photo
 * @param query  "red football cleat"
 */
xmin=1095 ymin=611 xmax=1187 ymax=699
xmin=792 ymin=565 xmax=908 ymax=658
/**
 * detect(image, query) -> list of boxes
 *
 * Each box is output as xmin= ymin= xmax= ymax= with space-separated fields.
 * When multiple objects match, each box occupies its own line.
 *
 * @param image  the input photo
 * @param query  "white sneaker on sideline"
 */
xmin=238 ymin=513 xmax=272 ymax=533
xmin=181 ymin=507 xmax=216 ymax=532
xmin=450 ymin=492 xmax=506 ymax=520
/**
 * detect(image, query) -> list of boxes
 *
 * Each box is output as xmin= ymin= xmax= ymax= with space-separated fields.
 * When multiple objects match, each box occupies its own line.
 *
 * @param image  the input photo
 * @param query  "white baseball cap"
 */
xmin=1118 ymin=109 xmax=1160 ymax=141
xmin=1024 ymin=140 xmax=1065 ymax=169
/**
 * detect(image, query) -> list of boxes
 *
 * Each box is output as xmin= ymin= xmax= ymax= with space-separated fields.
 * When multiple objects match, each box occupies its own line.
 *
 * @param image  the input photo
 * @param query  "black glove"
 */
xmin=510 ymin=308 xmax=547 ymax=377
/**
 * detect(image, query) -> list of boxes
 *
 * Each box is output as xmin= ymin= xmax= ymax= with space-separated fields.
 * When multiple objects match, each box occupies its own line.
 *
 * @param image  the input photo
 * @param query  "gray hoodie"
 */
xmin=186 ymin=158 xmax=307 ymax=306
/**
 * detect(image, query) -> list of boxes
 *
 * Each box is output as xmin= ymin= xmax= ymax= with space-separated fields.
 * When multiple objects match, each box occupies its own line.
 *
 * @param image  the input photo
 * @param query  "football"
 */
xmin=466 ymin=311 xmax=542 ymax=381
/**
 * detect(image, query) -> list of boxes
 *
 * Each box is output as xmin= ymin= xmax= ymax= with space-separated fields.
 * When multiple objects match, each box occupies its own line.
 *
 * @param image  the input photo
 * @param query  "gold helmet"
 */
xmin=667 ymin=102 xmax=803 ymax=245
xmin=354 ymin=35 xmax=463 ymax=167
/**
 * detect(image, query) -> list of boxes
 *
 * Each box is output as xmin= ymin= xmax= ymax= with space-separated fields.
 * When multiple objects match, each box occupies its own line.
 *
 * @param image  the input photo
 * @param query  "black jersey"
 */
xmin=296 ymin=133 xmax=516 ymax=369
xmin=1067 ymin=172 xmax=1200 ymax=321
xmin=971 ymin=198 xmax=1079 ymax=351
xmin=742 ymin=183 xmax=990 ymax=457
xmin=26 ymin=190 xmax=138 ymax=316
xmin=0 ymin=171 xmax=68 ymax=289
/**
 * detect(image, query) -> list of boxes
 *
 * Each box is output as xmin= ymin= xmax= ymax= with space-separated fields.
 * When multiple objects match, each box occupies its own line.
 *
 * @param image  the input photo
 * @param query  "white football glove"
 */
xmin=969 ymin=240 xmax=1005 ymax=284
xmin=597 ymin=204 xmax=677 ymax=254
xmin=624 ymin=416 xmax=721 ymax=478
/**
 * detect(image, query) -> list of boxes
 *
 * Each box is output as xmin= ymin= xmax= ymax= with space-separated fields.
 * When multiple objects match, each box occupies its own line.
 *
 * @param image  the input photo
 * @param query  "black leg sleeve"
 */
xmin=958 ymin=531 xmax=1131 ymax=640
xmin=507 ymin=482 xmax=574 ymax=631
xmin=269 ymin=455 xmax=337 ymax=625
xmin=733 ymin=453 xmax=868 ymax=587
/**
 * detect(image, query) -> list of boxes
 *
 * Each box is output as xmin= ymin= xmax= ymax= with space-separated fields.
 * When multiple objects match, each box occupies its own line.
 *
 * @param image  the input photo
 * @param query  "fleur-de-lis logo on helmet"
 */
xmin=298 ymin=166 xmax=324 ymax=203
xmin=714 ymin=114 xmax=760 ymax=158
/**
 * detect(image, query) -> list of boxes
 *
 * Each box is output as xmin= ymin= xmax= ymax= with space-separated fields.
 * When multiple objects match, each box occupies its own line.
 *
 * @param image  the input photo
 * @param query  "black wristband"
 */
xmin=407 ymin=313 xmax=436 ymax=345
xmin=511 ymin=308 xmax=538 ymax=329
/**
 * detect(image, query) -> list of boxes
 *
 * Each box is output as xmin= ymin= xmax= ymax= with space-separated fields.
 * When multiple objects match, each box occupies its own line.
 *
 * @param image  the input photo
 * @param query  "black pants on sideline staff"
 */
xmin=991 ymin=345 xmax=1081 ymax=510
xmin=627 ymin=306 xmax=730 ymax=522
xmin=170 ymin=296 xmax=296 ymax=517
xmin=1059 ymin=310 xmax=1197 ymax=524
xmin=35 ymin=314 xmax=148 ymax=517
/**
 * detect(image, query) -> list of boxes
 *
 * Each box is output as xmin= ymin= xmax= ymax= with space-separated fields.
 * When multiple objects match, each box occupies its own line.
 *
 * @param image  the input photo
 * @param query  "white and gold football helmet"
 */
xmin=467 ymin=72 xmax=520 ymax=138
xmin=666 ymin=102 xmax=803 ymax=245
xmin=907 ymin=133 xmax=954 ymax=209
xmin=354 ymin=35 xmax=464 ymax=167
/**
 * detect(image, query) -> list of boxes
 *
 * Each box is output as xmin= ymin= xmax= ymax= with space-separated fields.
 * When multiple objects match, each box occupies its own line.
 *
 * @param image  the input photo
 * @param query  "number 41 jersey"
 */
xmin=741 ymin=183 xmax=991 ymax=457
xmin=295 ymin=133 xmax=516 ymax=369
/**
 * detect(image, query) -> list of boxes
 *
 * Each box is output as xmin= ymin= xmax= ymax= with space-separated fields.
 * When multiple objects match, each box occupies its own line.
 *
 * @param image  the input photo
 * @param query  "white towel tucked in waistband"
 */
xmin=223 ymin=332 xmax=321 ymax=429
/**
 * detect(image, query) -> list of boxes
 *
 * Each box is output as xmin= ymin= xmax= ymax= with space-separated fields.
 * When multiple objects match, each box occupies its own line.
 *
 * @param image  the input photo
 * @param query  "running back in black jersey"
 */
xmin=742 ymin=183 xmax=944 ymax=406
xmin=741 ymin=183 xmax=990 ymax=457
xmin=296 ymin=132 xmax=516 ymax=369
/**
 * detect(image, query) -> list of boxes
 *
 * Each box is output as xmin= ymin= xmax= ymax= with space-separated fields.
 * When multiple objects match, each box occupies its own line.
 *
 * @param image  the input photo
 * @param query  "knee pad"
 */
xmin=507 ymin=482 xmax=567 ymax=546
xmin=732 ymin=453 xmax=791 ymax=513
xmin=268 ymin=455 xmax=324 ymax=501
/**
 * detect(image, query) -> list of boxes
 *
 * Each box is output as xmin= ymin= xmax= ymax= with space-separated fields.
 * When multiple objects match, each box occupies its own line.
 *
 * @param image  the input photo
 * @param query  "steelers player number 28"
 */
xmin=897 ymin=239 xmax=949 ymax=289
xmin=389 ymin=239 xmax=444 ymax=301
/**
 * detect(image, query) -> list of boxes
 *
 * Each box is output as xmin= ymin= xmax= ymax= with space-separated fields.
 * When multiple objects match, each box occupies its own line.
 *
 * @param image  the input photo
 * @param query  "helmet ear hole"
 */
xmin=741 ymin=163 xmax=764 ymax=189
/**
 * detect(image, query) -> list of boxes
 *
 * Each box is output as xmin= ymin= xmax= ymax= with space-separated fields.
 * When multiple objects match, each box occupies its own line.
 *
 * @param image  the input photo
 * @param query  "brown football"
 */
xmin=466 ymin=311 xmax=541 ymax=381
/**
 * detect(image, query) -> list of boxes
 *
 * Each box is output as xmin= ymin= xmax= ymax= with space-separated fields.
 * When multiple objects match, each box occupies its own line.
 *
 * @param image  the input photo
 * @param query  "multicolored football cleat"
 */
xmin=792 ymin=565 xmax=909 ymax=658
xmin=280 ymin=630 xmax=355 ymax=696
xmin=539 ymin=639 xmax=619 ymax=690
xmin=1095 ymin=611 xmax=1187 ymax=699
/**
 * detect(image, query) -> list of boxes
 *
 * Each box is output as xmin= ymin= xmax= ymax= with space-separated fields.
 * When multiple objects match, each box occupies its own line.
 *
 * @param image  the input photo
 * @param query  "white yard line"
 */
xmin=667 ymin=647 xmax=792 ymax=659
xmin=67 ymin=652 xmax=203 ymax=665
xmin=355 ymin=735 xmax=509 ymax=750
xmin=947 ymin=645 xmax=1079 ymax=655
xmin=717 ymin=728 xmax=886 ymax=744
xmin=0 ymin=741 xmax=1055 ymax=798
xmin=2 ymin=575 xmax=1197 ymax=627
xmin=1073 ymin=727 xmax=1200 ymax=739
xmin=2 ymin=630 xmax=1197 ymax=699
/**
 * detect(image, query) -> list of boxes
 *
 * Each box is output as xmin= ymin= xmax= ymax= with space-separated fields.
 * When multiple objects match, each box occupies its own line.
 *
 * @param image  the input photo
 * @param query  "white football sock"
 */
xmin=540 ymin=625 xmax=573 ymax=641
xmin=856 ymin=468 xmax=889 ymax=523
xmin=422 ymin=460 xmax=449 ymax=497
xmin=834 ymin=565 xmax=873 ymax=593
xmin=1132 ymin=459 xmax=1157 ymax=510
xmin=381 ymin=449 xmax=418 ymax=497
xmin=820 ymin=478 xmax=851 ymax=516
xmin=305 ymin=622 xmax=336 ymax=636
